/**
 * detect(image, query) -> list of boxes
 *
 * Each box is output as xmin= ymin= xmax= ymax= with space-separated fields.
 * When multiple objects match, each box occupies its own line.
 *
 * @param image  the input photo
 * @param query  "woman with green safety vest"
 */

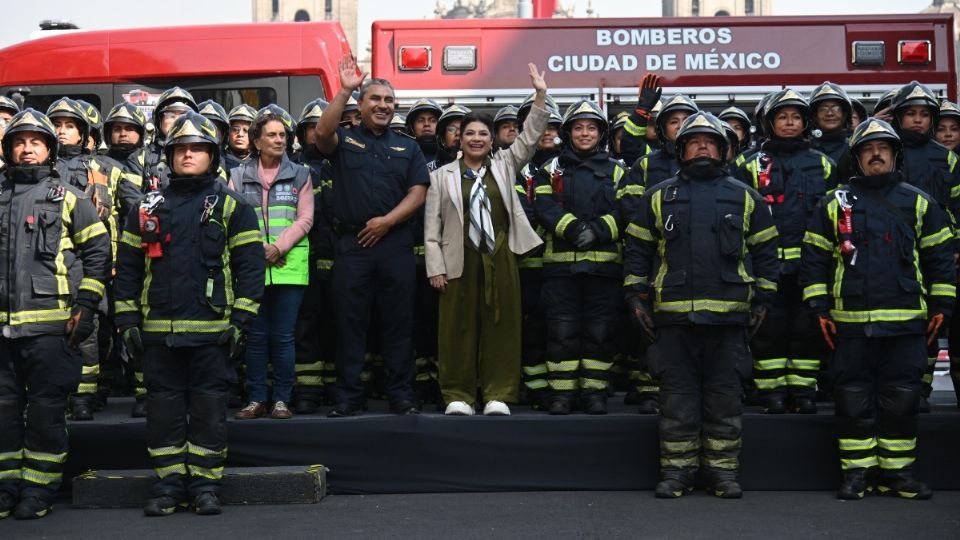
xmin=229 ymin=105 xmax=313 ymax=420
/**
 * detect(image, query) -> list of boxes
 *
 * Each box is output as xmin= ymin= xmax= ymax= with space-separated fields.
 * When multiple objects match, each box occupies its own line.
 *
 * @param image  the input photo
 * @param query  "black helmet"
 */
xmin=516 ymin=92 xmax=558 ymax=130
xmin=850 ymin=98 xmax=867 ymax=124
xmin=344 ymin=91 xmax=360 ymax=113
xmin=873 ymin=88 xmax=898 ymax=115
xmin=674 ymin=111 xmax=729 ymax=166
xmin=0 ymin=96 xmax=20 ymax=116
xmin=764 ymin=88 xmax=812 ymax=139
xmin=848 ymin=117 xmax=902 ymax=175
xmin=1 ymin=108 xmax=58 ymax=167
xmin=494 ymin=105 xmax=519 ymax=128
xmin=610 ymin=111 xmax=629 ymax=133
xmin=104 ymin=102 xmax=147 ymax=148
xmin=655 ymin=95 xmax=699 ymax=147
xmin=809 ymin=81 xmax=853 ymax=130
xmin=390 ymin=113 xmax=407 ymax=132
xmin=718 ymin=106 xmax=752 ymax=149
xmin=297 ymin=98 xmax=329 ymax=142
xmin=254 ymin=104 xmax=295 ymax=153
xmin=561 ymin=99 xmax=607 ymax=152
xmin=405 ymin=98 xmax=443 ymax=135
xmin=720 ymin=120 xmax=739 ymax=159
xmin=197 ymin=100 xmax=229 ymax=144
xmin=939 ymin=100 xmax=960 ymax=124
xmin=435 ymin=104 xmax=471 ymax=149
xmin=155 ymin=86 xmax=198 ymax=115
xmin=46 ymin=97 xmax=89 ymax=149
xmin=228 ymin=103 xmax=258 ymax=124
xmin=163 ymin=111 xmax=221 ymax=175
xmin=892 ymin=81 xmax=939 ymax=134
xmin=752 ymin=92 xmax=777 ymax=140
xmin=75 ymin=99 xmax=103 ymax=148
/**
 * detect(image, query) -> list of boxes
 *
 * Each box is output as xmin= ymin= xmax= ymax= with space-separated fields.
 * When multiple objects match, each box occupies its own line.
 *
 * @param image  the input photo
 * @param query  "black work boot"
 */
xmin=636 ymin=393 xmax=660 ymax=415
xmin=876 ymin=470 xmax=933 ymax=500
xmin=790 ymin=396 xmax=817 ymax=414
xmin=143 ymin=494 xmax=188 ymax=517
xmin=623 ymin=390 xmax=643 ymax=405
xmin=294 ymin=399 xmax=318 ymax=415
xmin=704 ymin=468 xmax=743 ymax=499
xmin=70 ymin=395 xmax=95 ymax=421
xmin=548 ymin=399 xmax=571 ymax=415
xmin=838 ymin=468 xmax=874 ymax=500
xmin=13 ymin=497 xmax=52 ymax=520
xmin=0 ymin=492 xmax=16 ymax=520
xmin=131 ymin=397 xmax=147 ymax=418
xmin=584 ymin=395 xmax=608 ymax=415
xmin=193 ymin=492 xmax=222 ymax=515
xmin=762 ymin=394 xmax=787 ymax=414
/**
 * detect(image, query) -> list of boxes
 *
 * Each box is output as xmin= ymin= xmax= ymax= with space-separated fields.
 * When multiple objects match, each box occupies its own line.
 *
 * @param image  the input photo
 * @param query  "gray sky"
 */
xmin=2 ymin=0 xmax=935 ymax=50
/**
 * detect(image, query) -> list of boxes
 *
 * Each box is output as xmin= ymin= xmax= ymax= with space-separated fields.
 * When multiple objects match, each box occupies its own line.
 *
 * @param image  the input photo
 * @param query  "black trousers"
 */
xmin=651 ymin=325 xmax=747 ymax=483
xmin=0 ymin=335 xmax=81 ymax=503
xmin=332 ymin=230 xmax=416 ymax=407
xmin=294 ymin=267 xmax=327 ymax=404
xmin=519 ymin=267 xmax=548 ymax=397
xmin=832 ymin=334 xmax=926 ymax=472
xmin=144 ymin=343 xmax=231 ymax=498
xmin=413 ymin=264 xmax=440 ymax=400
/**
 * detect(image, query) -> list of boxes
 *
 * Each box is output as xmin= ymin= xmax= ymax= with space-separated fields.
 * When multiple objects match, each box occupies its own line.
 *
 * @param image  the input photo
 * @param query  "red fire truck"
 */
xmin=0 ymin=21 xmax=351 ymax=119
xmin=372 ymin=14 xmax=957 ymax=115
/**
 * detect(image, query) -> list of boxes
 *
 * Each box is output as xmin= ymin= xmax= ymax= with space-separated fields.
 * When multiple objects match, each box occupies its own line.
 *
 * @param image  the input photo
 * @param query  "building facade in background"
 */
xmin=662 ymin=0 xmax=771 ymax=16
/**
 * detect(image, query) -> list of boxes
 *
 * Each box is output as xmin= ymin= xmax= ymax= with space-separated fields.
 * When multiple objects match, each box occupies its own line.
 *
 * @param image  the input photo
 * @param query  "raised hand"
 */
xmin=528 ymin=63 xmax=547 ymax=94
xmin=339 ymin=55 xmax=368 ymax=92
xmin=637 ymin=73 xmax=662 ymax=113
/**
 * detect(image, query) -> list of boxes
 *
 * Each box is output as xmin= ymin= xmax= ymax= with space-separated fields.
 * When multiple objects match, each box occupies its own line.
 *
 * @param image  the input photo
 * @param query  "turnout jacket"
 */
xmin=114 ymin=174 xmax=265 ymax=345
xmin=295 ymin=144 xmax=336 ymax=278
xmin=533 ymin=146 xmax=627 ymax=279
xmin=898 ymin=131 xmax=960 ymax=222
xmin=799 ymin=173 xmax=956 ymax=337
xmin=515 ymin=147 xmax=560 ymax=269
xmin=624 ymin=166 xmax=780 ymax=327
xmin=0 ymin=166 xmax=111 ymax=338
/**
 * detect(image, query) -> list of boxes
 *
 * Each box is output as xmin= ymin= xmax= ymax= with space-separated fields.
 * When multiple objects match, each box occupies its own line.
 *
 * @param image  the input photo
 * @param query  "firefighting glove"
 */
xmin=636 ymin=73 xmax=663 ymax=114
xmin=817 ymin=312 xmax=837 ymax=351
xmin=748 ymin=305 xmax=767 ymax=339
xmin=927 ymin=312 xmax=947 ymax=346
xmin=627 ymin=294 xmax=656 ymax=341
xmin=122 ymin=327 xmax=144 ymax=363
xmin=218 ymin=325 xmax=247 ymax=360
xmin=65 ymin=304 xmax=96 ymax=348
xmin=573 ymin=222 xmax=599 ymax=250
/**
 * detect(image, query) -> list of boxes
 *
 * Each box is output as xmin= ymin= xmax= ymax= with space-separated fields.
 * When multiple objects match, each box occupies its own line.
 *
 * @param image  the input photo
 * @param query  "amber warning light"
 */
xmin=899 ymin=40 xmax=931 ymax=65
xmin=399 ymin=46 xmax=432 ymax=71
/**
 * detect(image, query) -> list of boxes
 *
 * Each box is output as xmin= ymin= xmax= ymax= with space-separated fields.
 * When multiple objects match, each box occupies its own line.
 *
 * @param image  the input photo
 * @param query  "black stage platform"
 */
xmin=66 ymin=393 xmax=960 ymax=495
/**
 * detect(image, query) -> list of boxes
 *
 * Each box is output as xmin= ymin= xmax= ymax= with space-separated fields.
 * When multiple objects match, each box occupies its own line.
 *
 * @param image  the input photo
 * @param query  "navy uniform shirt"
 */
xmin=328 ymin=123 xmax=429 ymax=229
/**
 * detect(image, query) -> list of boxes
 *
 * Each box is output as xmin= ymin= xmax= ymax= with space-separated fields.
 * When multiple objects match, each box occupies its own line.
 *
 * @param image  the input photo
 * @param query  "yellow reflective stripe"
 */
xmin=839 ymin=437 xmax=877 ymax=451
xmin=0 ymin=450 xmax=24 ymax=461
xmin=514 ymin=185 xmax=526 ymax=195
xmin=543 ymin=250 xmax=622 ymax=264
xmin=143 ymin=320 xmax=231 ymax=333
xmin=754 ymin=376 xmax=786 ymax=390
xmin=623 ymin=117 xmax=645 ymax=137
xmin=0 ymin=470 xmax=21 ymax=480
xmin=233 ymin=297 xmax=260 ymax=313
xmin=581 ymin=358 xmax=613 ymax=371
xmin=7 ymin=307 xmax=72 ymax=325
xmin=547 ymin=360 xmax=580 ymax=372
xmin=802 ymin=283 xmax=828 ymax=300
xmin=779 ymin=246 xmax=802 ymax=260
xmin=21 ymin=468 xmax=60 ymax=485
xmin=746 ymin=225 xmax=777 ymax=247
xmin=703 ymin=438 xmax=741 ymax=451
xmin=121 ymin=230 xmax=141 ymax=248
xmin=877 ymin=438 xmax=917 ymax=451
xmin=23 ymin=450 xmax=67 ymax=464
xmin=879 ymin=456 xmax=915 ymax=470
xmin=189 ymin=465 xmax=224 ymax=480
xmin=930 ymin=283 xmax=956 ymax=297
xmin=580 ymin=378 xmax=608 ymax=390
xmin=413 ymin=245 xmax=425 ymax=256
xmin=830 ymin=309 xmax=926 ymax=323
xmin=187 ymin=442 xmax=227 ymax=458
xmin=116 ymin=299 xmax=139 ymax=313
xmin=81 ymin=365 xmax=100 ymax=376
xmin=661 ymin=456 xmax=700 ymax=468
xmin=703 ymin=456 xmax=738 ymax=470
xmin=79 ymin=278 xmax=106 ymax=297
xmin=841 ymin=456 xmax=879 ymax=470
xmin=803 ymin=231 xmax=833 ymax=252
xmin=787 ymin=358 xmax=820 ymax=370
xmin=522 ymin=364 xmax=548 ymax=376
xmin=949 ymin=150 xmax=958 ymax=173
xmin=920 ymin=227 xmax=953 ymax=249
xmin=548 ymin=380 xmax=578 ymax=390
xmin=785 ymin=374 xmax=817 ymax=387
xmin=626 ymin=223 xmax=655 ymax=241
xmin=655 ymin=299 xmax=750 ymax=313
xmin=149 ymin=444 xmax=188 ymax=458
xmin=524 ymin=379 xmax=549 ymax=390
xmin=624 ymin=274 xmax=648 ymax=287
xmin=229 ymin=230 xmax=261 ymax=249
xmin=73 ymin=221 xmax=107 ymax=244
xmin=534 ymin=185 xmax=553 ymax=195
xmin=756 ymin=277 xmax=777 ymax=292
xmin=662 ymin=440 xmax=699 ymax=454
xmin=600 ymin=214 xmax=618 ymax=241
xmin=155 ymin=464 xmax=188 ymax=478
xmin=821 ymin=155 xmax=832 ymax=181
xmin=316 ymin=260 xmax=334 ymax=271
xmin=754 ymin=358 xmax=787 ymax=370
xmin=617 ymin=184 xmax=645 ymax=199
xmin=555 ymin=213 xmax=577 ymax=237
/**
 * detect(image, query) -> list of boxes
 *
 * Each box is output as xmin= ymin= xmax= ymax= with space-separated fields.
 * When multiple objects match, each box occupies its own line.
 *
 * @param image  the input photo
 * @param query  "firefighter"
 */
xmin=515 ymin=106 xmax=563 ymax=409
xmin=873 ymin=88 xmax=898 ymax=119
xmin=533 ymin=99 xmax=627 ymax=415
xmin=292 ymin=98 xmax=337 ymax=414
xmin=624 ymin=112 xmax=779 ymax=499
xmin=0 ymin=109 xmax=111 ymax=519
xmin=0 ymin=96 xmax=20 ymax=166
xmin=390 ymin=113 xmax=407 ymax=136
xmin=46 ymin=97 xmax=125 ymax=421
xmin=800 ymin=118 xmax=955 ymax=500
xmin=104 ymin=102 xmax=148 ymax=197
xmin=339 ymin=91 xmax=361 ymax=128
xmin=494 ymin=105 xmax=520 ymax=150
xmin=134 ymin=87 xmax=198 ymax=187
xmin=739 ymin=89 xmax=836 ymax=414
xmin=627 ymin=94 xmax=699 ymax=191
xmin=934 ymin=100 xmax=960 ymax=152
xmin=609 ymin=111 xmax=629 ymax=161
xmin=114 ymin=112 xmax=264 ymax=515
xmin=198 ymin=100 xmax=230 ymax=150
xmin=75 ymin=99 xmax=104 ymax=155
xmin=405 ymin=98 xmax=443 ymax=164
xmin=223 ymin=104 xmax=256 ymax=172
xmin=809 ymin=81 xmax=853 ymax=165
xmin=850 ymin=98 xmax=867 ymax=129
xmin=428 ymin=104 xmax=471 ymax=172
xmin=889 ymin=81 xmax=960 ymax=411
xmin=718 ymin=106 xmax=752 ymax=154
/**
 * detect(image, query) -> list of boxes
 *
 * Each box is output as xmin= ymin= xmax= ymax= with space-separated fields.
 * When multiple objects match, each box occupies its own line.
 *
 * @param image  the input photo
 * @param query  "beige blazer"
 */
xmin=424 ymin=103 xmax=550 ymax=280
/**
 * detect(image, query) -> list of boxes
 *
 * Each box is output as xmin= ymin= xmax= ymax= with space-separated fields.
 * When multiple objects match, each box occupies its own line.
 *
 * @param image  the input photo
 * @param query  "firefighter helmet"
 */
xmin=163 ymin=111 xmax=222 ymax=175
xmin=435 ymin=104 xmax=471 ymax=149
xmin=516 ymin=92 xmax=558 ymax=130
xmin=46 ymin=97 xmax=89 ymax=148
xmin=1 ymin=108 xmax=58 ymax=166
xmin=104 ymin=102 xmax=147 ymax=148
xmin=675 ymin=111 xmax=729 ymax=166
xmin=405 ymin=98 xmax=443 ymax=135
xmin=75 ymin=99 xmax=103 ymax=148
xmin=0 ymin=96 xmax=20 ymax=115
xmin=764 ymin=88 xmax=813 ymax=139
xmin=228 ymin=103 xmax=258 ymax=124
xmin=561 ymin=99 xmax=607 ymax=152
xmin=848 ymin=117 xmax=902 ymax=175
xmin=297 ymin=98 xmax=329 ymax=142
xmin=892 ymin=81 xmax=940 ymax=134
xmin=718 ymin=106 xmax=752 ymax=149
xmin=155 ymin=86 xmax=198 ymax=115
xmin=198 ymin=100 xmax=229 ymax=144
xmin=809 ymin=81 xmax=853 ymax=130
xmin=655 ymin=95 xmax=699 ymax=147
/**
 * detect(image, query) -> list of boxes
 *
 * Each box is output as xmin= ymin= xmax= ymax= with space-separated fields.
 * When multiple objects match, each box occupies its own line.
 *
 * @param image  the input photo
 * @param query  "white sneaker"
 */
xmin=444 ymin=401 xmax=475 ymax=416
xmin=483 ymin=400 xmax=511 ymax=416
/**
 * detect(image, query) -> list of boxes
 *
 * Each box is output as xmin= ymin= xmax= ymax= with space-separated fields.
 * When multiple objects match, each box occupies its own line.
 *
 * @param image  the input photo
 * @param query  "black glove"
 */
xmin=122 ymin=327 xmax=144 ymax=362
xmin=626 ymin=294 xmax=656 ymax=341
xmin=573 ymin=222 xmax=598 ymax=250
xmin=218 ymin=325 xmax=246 ymax=360
xmin=748 ymin=305 xmax=767 ymax=338
xmin=637 ymin=73 xmax=663 ymax=113
xmin=65 ymin=304 xmax=96 ymax=348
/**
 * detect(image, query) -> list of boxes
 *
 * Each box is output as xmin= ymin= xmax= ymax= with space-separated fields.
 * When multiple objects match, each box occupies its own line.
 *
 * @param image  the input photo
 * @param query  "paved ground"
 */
xmin=3 ymin=491 xmax=959 ymax=539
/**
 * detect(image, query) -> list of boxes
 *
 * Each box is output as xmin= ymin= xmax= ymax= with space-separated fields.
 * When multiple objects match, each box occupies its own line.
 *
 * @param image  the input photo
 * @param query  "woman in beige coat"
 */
xmin=425 ymin=63 xmax=549 ymax=416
